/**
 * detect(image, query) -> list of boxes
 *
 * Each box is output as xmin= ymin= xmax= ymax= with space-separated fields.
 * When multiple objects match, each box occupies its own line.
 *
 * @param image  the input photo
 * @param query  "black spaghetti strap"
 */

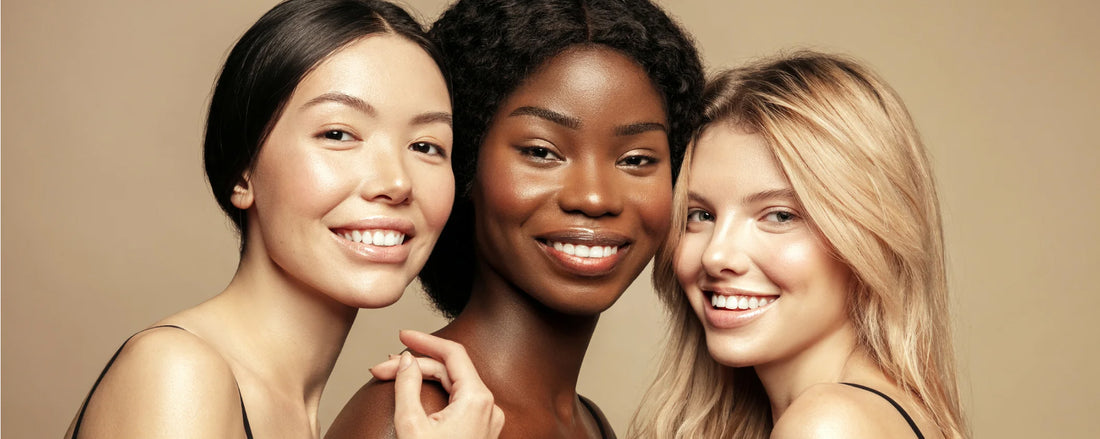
xmin=71 ymin=325 xmax=254 ymax=439
xmin=578 ymin=395 xmax=615 ymax=439
xmin=841 ymin=382 xmax=924 ymax=439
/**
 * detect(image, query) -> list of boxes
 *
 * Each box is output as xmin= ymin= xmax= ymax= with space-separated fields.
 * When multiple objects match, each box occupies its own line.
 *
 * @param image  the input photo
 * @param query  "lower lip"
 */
xmin=702 ymin=296 xmax=777 ymax=329
xmin=331 ymin=232 xmax=411 ymax=264
xmin=539 ymin=241 xmax=625 ymax=277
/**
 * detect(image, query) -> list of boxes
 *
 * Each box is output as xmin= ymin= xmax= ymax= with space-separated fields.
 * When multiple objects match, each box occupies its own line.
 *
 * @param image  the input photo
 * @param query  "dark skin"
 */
xmin=327 ymin=46 xmax=673 ymax=439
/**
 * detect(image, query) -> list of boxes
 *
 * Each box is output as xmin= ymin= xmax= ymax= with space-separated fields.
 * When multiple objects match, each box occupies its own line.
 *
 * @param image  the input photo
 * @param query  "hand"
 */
xmin=370 ymin=330 xmax=504 ymax=439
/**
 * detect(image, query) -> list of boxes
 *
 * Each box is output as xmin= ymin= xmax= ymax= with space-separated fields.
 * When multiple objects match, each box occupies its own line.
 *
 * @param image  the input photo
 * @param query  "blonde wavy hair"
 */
xmin=629 ymin=51 xmax=968 ymax=438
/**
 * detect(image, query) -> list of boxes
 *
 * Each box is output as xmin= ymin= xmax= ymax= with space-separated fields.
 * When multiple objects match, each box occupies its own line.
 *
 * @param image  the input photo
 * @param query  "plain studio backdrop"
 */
xmin=3 ymin=0 xmax=1098 ymax=437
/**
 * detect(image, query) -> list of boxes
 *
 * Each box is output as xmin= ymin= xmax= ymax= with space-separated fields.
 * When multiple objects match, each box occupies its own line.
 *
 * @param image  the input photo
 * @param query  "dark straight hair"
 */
xmin=203 ymin=0 xmax=445 ymax=251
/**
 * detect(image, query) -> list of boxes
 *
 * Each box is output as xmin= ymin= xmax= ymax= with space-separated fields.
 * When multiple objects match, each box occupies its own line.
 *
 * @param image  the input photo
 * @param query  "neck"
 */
xmin=436 ymin=268 xmax=599 ymax=415
xmin=754 ymin=322 xmax=861 ymax=423
xmin=192 ymin=248 xmax=358 ymax=411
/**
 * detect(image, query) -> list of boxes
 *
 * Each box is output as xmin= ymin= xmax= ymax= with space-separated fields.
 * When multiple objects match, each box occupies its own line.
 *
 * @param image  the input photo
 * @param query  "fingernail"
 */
xmin=398 ymin=352 xmax=412 ymax=371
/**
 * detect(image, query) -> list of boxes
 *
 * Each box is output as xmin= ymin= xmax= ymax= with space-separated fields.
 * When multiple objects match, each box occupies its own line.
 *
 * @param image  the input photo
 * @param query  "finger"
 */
xmin=371 ymin=357 xmax=455 ymax=392
xmin=398 ymin=330 xmax=486 ymax=395
xmin=392 ymin=352 xmax=428 ymax=434
xmin=491 ymin=405 xmax=505 ymax=438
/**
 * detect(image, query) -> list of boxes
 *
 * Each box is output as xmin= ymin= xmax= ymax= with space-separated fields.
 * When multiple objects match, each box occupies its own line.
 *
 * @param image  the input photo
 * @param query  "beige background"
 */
xmin=3 ymin=0 xmax=1098 ymax=437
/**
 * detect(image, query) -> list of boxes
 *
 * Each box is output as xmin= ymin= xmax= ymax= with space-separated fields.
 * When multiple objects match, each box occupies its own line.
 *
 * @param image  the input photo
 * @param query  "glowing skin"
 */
xmin=675 ymin=124 xmax=853 ymax=371
xmin=472 ymin=46 xmax=672 ymax=315
xmin=237 ymin=34 xmax=454 ymax=309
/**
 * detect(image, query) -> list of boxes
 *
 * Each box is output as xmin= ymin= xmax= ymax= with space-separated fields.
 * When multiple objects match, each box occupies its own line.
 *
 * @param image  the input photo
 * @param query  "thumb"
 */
xmin=393 ymin=352 xmax=428 ymax=435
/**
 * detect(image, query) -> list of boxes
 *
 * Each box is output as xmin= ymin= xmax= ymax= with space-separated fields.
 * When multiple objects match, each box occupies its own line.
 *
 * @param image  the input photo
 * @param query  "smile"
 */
xmin=332 ymin=229 xmax=407 ymax=247
xmin=536 ymin=230 xmax=631 ymax=277
xmin=710 ymin=293 xmax=777 ymax=310
xmin=547 ymin=240 xmax=620 ymax=258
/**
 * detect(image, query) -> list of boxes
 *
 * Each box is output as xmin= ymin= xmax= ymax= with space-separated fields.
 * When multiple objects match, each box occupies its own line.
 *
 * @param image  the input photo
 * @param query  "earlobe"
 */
xmin=230 ymin=177 xmax=254 ymax=210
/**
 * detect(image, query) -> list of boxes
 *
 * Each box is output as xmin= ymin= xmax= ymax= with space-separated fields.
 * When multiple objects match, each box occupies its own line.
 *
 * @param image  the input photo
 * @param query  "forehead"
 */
xmin=499 ymin=46 xmax=667 ymax=122
xmin=690 ymin=124 xmax=791 ymax=196
xmin=287 ymin=34 xmax=449 ymax=112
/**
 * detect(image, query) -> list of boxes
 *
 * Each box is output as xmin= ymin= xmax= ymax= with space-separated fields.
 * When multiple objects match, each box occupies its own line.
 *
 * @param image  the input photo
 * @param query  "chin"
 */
xmin=704 ymin=334 xmax=763 ymax=368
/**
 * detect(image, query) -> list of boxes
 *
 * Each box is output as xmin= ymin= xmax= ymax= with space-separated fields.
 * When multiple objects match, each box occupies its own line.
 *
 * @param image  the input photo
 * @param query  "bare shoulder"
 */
xmin=326 ymin=377 xmax=449 ymax=439
xmin=72 ymin=327 xmax=248 ymax=438
xmin=771 ymin=383 xmax=920 ymax=439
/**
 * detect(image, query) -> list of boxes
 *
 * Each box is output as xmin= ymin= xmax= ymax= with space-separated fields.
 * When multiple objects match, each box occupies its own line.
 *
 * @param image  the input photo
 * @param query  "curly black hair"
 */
xmin=419 ymin=0 xmax=705 ymax=318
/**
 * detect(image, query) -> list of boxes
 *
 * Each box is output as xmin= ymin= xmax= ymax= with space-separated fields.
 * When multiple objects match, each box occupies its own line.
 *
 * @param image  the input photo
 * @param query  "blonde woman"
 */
xmin=630 ymin=52 xmax=968 ymax=438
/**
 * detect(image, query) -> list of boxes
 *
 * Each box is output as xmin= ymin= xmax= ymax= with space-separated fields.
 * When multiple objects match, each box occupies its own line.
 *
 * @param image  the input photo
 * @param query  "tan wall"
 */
xmin=3 ymin=0 xmax=1098 ymax=437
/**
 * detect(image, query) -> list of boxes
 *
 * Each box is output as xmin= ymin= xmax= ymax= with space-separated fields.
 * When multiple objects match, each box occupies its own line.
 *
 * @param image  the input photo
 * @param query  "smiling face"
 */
xmin=234 ymin=34 xmax=453 ymax=309
xmin=471 ymin=46 xmax=672 ymax=315
xmin=676 ymin=123 xmax=853 ymax=368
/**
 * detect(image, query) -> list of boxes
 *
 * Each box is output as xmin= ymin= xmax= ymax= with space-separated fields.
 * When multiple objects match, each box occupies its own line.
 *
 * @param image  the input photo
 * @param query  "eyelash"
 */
xmin=320 ymin=129 xmax=355 ymax=142
xmin=686 ymin=208 xmax=714 ymax=223
xmin=410 ymin=141 xmax=446 ymax=158
xmin=762 ymin=209 xmax=799 ymax=223
xmin=618 ymin=154 xmax=658 ymax=167
xmin=518 ymin=146 xmax=562 ymax=161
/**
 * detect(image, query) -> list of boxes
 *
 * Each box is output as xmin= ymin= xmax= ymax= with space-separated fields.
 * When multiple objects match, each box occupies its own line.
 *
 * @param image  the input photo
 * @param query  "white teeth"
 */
xmin=548 ymin=241 xmax=620 ymax=259
xmin=338 ymin=229 xmax=406 ymax=247
xmin=710 ymin=294 xmax=776 ymax=310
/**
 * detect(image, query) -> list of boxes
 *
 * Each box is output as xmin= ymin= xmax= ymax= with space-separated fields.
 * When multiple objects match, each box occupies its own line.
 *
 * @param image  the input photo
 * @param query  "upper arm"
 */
xmin=771 ymin=385 xmax=884 ymax=439
xmin=73 ymin=328 xmax=248 ymax=439
xmin=326 ymin=378 xmax=449 ymax=439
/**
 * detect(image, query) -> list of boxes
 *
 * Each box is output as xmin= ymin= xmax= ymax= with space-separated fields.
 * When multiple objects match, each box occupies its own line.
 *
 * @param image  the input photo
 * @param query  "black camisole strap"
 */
xmin=840 ymin=382 xmax=924 ymax=439
xmin=578 ymin=395 xmax=616 ymax=439
xmin=71 ymin=325 xmax=254 ymax=439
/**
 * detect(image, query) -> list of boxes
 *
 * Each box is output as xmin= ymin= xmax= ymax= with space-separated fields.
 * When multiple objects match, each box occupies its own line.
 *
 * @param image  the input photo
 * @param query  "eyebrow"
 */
xmin=509 ymin=105 xmax=667 ymax=136
xmin=686 ymin=188 xmax=797 ymax=205
xmin=411 ymin=112 xmax=453 ymax=127
xmin=303 ymin=92 xmax=376 ymax=116
xmin=742 ymin=188 xmax=798 ymax=205
xmin=508 ymin=106 xmax=580 ymax=129
xmin=614 ymin=122 xmax=667 ymax=136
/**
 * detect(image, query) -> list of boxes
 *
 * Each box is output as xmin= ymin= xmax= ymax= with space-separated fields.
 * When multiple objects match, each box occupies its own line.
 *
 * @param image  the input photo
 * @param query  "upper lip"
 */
xmin=536 ymin=228 xmax=630 ymax=247
xmin=701 ymin=285 xmax=778 ymax=297
xmin=330 ymin=217 xmax=415 ymax=237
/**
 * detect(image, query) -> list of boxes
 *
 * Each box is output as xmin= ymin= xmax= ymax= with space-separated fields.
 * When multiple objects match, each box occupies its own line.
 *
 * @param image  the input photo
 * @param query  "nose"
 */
xmin=359 ymin=142 xmax=412 ymax=205
xmin=700 ymin=218 xmax=752 ymax=278
xmin=557 ymin=158 xmax=624 ymax=217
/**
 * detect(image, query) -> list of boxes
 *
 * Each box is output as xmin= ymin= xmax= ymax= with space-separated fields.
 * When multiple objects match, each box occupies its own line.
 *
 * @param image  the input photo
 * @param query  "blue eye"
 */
xmin=410 ymin=141 xmax=446 ymax=158
xmin=322 ymin=130 xmax=353 ymax=141
xmin=686 ymin=209 xmax=714 ymax=222
xmin=764 ymin=210 xmax=797 ymax=223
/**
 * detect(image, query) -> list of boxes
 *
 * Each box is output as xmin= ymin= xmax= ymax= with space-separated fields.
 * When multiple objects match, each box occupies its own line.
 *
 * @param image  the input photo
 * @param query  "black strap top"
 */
xmin=70 ymin=325 xmax=254 ymax=439
xmin=578 ymin=394 xmax=616 ymax=439
xmin=840 ymin=382 xmax=924 ymax=439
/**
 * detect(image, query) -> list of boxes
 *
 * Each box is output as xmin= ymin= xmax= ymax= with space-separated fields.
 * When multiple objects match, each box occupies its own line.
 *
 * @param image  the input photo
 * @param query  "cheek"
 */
xmin=673 ymin=235 xmax=705 ymax=292
xmin=415 ymin=166 xmax=455 ymax=234
xmin=256 ymin=146 xmax=349 ymax=214
xmin=633 ymin=182 xmax=672 ymax=237
xmin=760 ymin=237 xmax=844 ymax=296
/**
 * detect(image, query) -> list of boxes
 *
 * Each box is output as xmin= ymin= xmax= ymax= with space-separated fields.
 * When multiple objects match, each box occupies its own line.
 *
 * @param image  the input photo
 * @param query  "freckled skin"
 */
xmin=328 ymin=46 xmax=671 ymax=439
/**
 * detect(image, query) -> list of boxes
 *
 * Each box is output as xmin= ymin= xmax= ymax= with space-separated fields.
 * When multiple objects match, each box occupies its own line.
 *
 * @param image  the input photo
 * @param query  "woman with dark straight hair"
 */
xmin=65 ymin=0 xmax=502 ymax=437
xmin=329 ymin=0 xmax=704 ymax=437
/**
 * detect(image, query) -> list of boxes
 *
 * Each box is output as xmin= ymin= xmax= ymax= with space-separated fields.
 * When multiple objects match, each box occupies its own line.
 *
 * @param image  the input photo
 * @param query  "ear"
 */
xmin=230 ymin=173 xmax=254 ymax=210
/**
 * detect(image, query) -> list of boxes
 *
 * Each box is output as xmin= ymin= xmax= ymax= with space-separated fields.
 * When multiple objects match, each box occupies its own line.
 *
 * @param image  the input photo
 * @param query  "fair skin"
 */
xmin=676 ymin=123 xmax=942 ymax=438
xmin=331 ymin=46 xmax=672 ymax=439
xmin=66 ymin=34 xmax=501 ymax=439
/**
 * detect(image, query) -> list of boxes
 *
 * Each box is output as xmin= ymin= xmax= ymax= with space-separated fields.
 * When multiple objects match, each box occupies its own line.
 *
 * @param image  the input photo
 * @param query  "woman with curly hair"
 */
xmin=630 ymin=52 xmax=968 ymax=438
xmin=328 ymin=0 xmax=703 ymax=437
xmin=65 ymin=0 xmax=502 ymax=437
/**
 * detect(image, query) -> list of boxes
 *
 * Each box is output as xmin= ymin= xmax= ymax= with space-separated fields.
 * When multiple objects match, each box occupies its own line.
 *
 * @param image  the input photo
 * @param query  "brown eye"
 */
xmin=322 ymin=130 xmax=352 ymax=141
xmin=618 ymin=154 xmax=657 ymax=167
xmin=519 ymin=146 xmax=561 ymax=161
xmin=410 ymin=141 xmax=445 ymax=157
